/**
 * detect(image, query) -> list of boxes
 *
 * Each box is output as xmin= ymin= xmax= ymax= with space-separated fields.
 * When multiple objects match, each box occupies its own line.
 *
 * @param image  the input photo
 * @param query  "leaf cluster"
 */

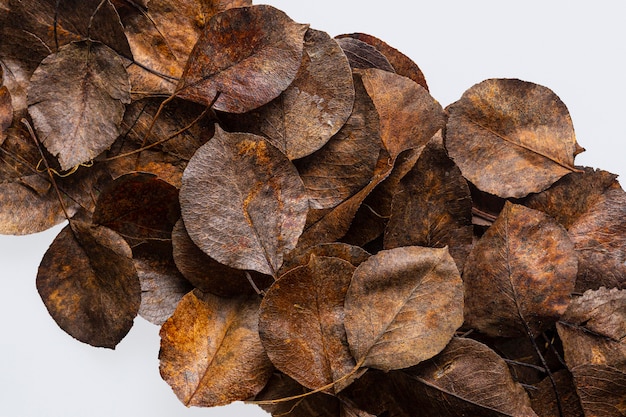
xmin=1 ymin=1 xmax=625 ymax=416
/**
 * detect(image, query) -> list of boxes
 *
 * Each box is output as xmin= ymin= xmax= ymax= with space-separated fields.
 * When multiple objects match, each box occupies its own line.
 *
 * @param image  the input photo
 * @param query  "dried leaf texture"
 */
xmin=281 ymin=242 xmax=370 ymax=275
xmin=344 ymin=246 xmax=463 ymax=371
xmin=177 ymin=5 xmax=308 ymax=113
xmin=359 ymin=68 xmax=445 ymax=160
xmin=159 ymin=290 xmax=273 ymax=407
xmin=529 ymin=370 xmax=584 ymax=417
xmin=180 ymin=126 xmax=308 ymax=276
xmin=445 ymin=78 xmax=580 ymax=198
xmin=259 ymin=256 xmax=357 ymax=393
xmin=0 ymin=85 xmax=11 ymax=142
xmin=36 ymin=221 xmax=140 ymax=348
xmin=295 ymin=73 xmax=381 ymax=209
xmin=385 ymin=135 xmax=473 ymax=270
xmin=569 ymin=364 xmax=626 ymax=417
xmin=335 ymin=37 xmax=395 ymax=73
xmin=27 ymin=41 xmax=131 ymax=171
xmin=463 ymin=202 xmax=578 ymax=337
xmin=403 ymin=337 xmax=539 ymax=417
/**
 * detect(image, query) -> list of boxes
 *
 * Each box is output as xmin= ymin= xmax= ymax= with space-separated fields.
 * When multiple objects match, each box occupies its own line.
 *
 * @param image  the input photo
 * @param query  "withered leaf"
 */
xmin=403 ymin=337 xmax=539 ymax=417
xmin=0 ymin=85 xmax=11 ymax=143
xmin=259 ymin=256 xmax=357 ymax=393
xmin=171 ymin=219 xmax=273 ymax=297
xmin=36 ymin=221 xmax=140 ymax=348
xmin=159 ymin=289 xmax=273 ymax=407
xmin=463 ymin=202 xmax=578 ymax=338
xmin=294 ymin=72 xmax=381 ymax=209
xmin=384 ymin=134 xmax=473 ymax=270
xmin=93 ymin=172 xmax=180 ymax=245
xmin=529 ymin=370 xmax=584 ymax=417
xmin=281 ymin=242 xmax=370 ymax=275
xmin=221 ymin=28 xmax=355 ymax=160
xmin=344 ymin=246 xmax=463 ymax=371
xmin=359 ymin=68 xmax=445 ymax=160
xmin=176 ymin=5 xmax=308 ymax=113
xmin=336 ymin=32 xmax=428 ymax=90
xmin=134 ymin=242 xmax=193 ymax=325
xmin=445 ymin=78 xmax=581 ymax=198
xmin=180 ymin=126 xmax=308 ymax=276
xmin=568 ymin=364 xmax=626 ymax=417
xmin=335 ymin=37 xmax=395 ymax=73
xmin=27 ymin=41 xmax=131 ymax=171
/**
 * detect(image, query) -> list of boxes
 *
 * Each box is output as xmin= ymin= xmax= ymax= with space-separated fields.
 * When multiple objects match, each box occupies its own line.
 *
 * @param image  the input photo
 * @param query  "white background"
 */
xmin=1 ymin=1 xmax=624 ymax=416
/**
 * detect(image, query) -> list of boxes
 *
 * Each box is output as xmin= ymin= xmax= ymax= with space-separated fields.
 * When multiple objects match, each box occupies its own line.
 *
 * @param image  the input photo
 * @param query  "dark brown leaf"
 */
xmin=294 ymin=72 xmax=381 ymax=209
xmin=384 ymin=134 xmax=473 ymax=270
xmin=180 ymin=126 xmax=308 ymax=277
xmin=27 ymin=41 xmax=131 ymax=171
xmin=176 ymin=5 xmax=308 ymax=113
xmin=463 ymin=202 xmax=578 ymax=337
xmin=344 ymin=246 xmax=463 ymax=371
xmin=171 ymin=219 xmax=273 ymax=297
xmin=335 ymin=37 xmax=395 ymax=72
xmin=335 ymin=33 xmax=428 ymax=90
xmin=159 ymin=289 xmax=273 ymax=407
xmin=403 ymin=337 xmax=539 ymax=417
xmin=281 ymin=242 xmax=370 ymax=275
xmin=36 ymin=221 xmax=140 ymax=348
xmin=529 ymin=370 xmax=584 ymax=417
xmin=0 ymin=85 xmax=11 ymax=143
xmin=259 ymin=256 xmax=357 ymax=393
xmin=445 ymin=78 xmax=580 ymax=198
xmin=568 ymin=364 xmax=626 ymax=417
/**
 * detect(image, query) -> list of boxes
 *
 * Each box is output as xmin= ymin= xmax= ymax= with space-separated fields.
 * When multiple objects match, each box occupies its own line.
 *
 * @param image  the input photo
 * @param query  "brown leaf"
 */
xmin=159 ymin=289 xmax=273 ymax=407
xmin=335 ymin=33 xmax=428 ymax=90
xmin=281 ymin=242 xmax=370 ymax=275
xmin=445 ymin=78 xmax=580 ymax=198
xmin=27 ymin=41 xmax=131 ymax=171
xmin=0 ymin=85 xmax=11 ymax=143
xmin=171 ymin=219 xmax=273 ymax=297
xmin=335 ymin=37 xmax=395 ymax=73
xmin=464 ymin=202 xmax=578 ymax=337
xmin=220 ymin=28 xmax=355 ymax=160
xmin=93 ymin=172 xmax=180 ymax=245
xmin=134 ymin=242 xmax=193 ymax=325
xmin=36 ymin=221 xmax=140 ymax=348
xmin=180 ymin=126 xmax=308 ymax=276
xmin=529 ymin=370 xmax=584 ymax=417
xmin=384 ymin=134 xmax=473 ymax=270
xmin=359 ymin=68 xmax=445 ymax=160
xmin=403 ymin=337 xmax=539 ymax=417
xmin=568 ymin=364 xmax=626 ymax=417
xmin=259 ymin=256 xmax=357 ymax=393
xmin=294 ymin=72 xmax=381 ymax=209
xmin=344 ymin=246 xmax=463 ymax=371
xmin=176 ymin=5 xmax=308 ymax=113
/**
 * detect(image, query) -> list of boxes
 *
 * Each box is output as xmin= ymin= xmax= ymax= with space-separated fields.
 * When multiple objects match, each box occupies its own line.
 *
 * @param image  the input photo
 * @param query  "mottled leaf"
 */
xmin=180 ymin=126 xmax=308 ymax=276
xmin=0 ymin=85 xmax=11 ymax=143
xmin=335 ymin=37 xmax=395 ymax=72
xmin=36 ymin=221 xmax=140 ymax=348
xmin=159 ymin=289 xmax=273 ymax=407
xmin=463 ymin=202 xmax=578 ymax=337
xmin=27 ymin=41 xmax=131 ymax=171
xmin=259 ymin=256 xmax=357 ymax=393
xmin=281 ymin=242 xmax=370 ymax=275
xmin=176 ymin=5 xmax=308 ymax=113
xmin=344 ymin=246 xmax=463 ymax=371
xmin=445 ymin=78 xmax=581 ymax=198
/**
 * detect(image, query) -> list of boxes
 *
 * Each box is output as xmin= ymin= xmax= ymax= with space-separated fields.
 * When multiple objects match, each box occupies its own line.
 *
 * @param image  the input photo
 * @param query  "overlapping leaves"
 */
xmin=1 ymin=1 xmax=624 ymax=416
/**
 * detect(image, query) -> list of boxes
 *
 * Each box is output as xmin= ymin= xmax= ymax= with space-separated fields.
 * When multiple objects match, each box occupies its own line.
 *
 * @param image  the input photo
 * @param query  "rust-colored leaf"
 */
xmin=0 ymin=85 xmax=11 ymax=143
xmin=384 ymin=134 xmax=473 ymax=270
xmin=463 ymin=202 xmax=578 ymax=337
xmin=171 ymin=219 xmax=273 ymax=297
xmin=335 ymin=37 xmax=395 ymax=73
xmin=568 ymin=364 xmax=626 ymax=417
xmin=359 ymin=68 xmax=445 ymax=160
xmin=344 ymin=246 xmax=463 ymax=371
xmin=259 ymin=256 xmax=357 ymax=393
xmin=36 ymin=221 xmax=140 ymax=348
xmin=176 ymin=5 xmax=308 ymax=113
xmin=294 ymin=72 xmax=381 ymax=209
xmin=180 ymin=126 xmax=308 ymax=276
xmin=336 ymin=33 xmax=428 ymax=90
xmin=403 ymin=337 xmax=539 ymax=417
xmin=281 ymin=242 xmax=370 ymax=275
xmin=159 ymin=289 xmax=273 ymax=407
xmin=27 ymin=41 xmax=131 ymax=171
xmin=445 ymin=78 xmax=581 ymax=198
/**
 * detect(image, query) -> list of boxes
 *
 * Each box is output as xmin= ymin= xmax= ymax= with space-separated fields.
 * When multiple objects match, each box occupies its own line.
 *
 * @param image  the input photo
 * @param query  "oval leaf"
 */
xmin=27 ymin=41 xmax=131 ymax=171
xmin=180 ymin=126 xmax=308 ymax=276
xmin=36 ymin=221 xmax=140 ymax=348
xmin=159 ymin=289 xmax=273 ymax=407
xmin=445 ymin=78 xmax=580 ymax=198
xmin=176 ymin=5 xmax=308 ymax=113
xmin=463 ymin=202 xmax=578 ymax=337
xmin=344 ymin=246 xmax=464 ymax=371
